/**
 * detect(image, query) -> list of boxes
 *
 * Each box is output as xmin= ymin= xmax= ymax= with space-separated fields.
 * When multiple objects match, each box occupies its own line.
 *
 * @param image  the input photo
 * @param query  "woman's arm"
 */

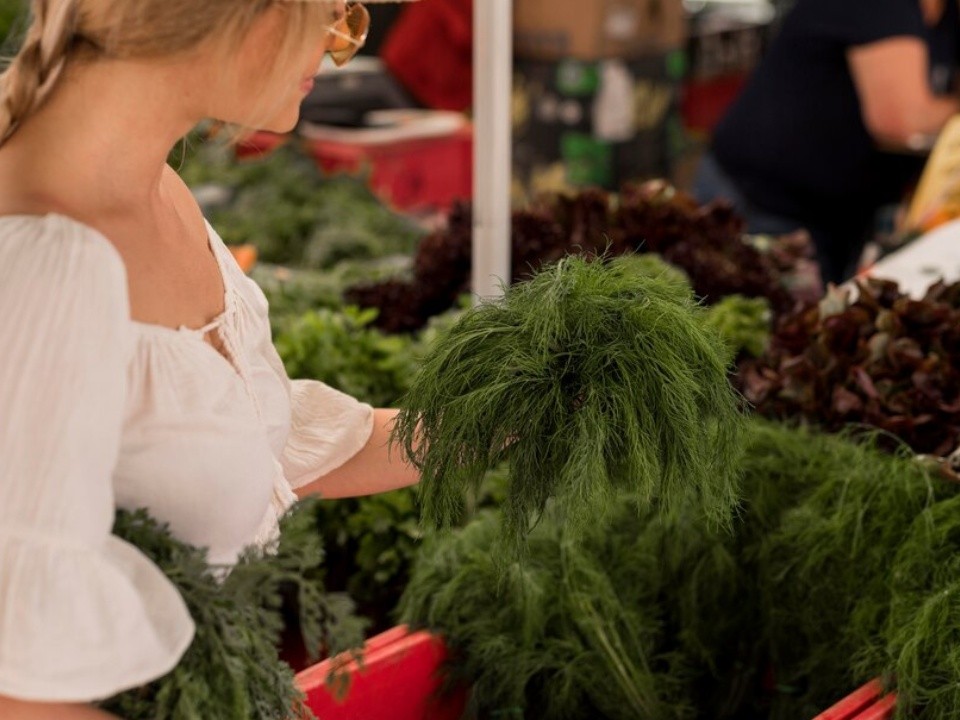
xmin=848 ymin=37 xmax=960 ymax=148
xmin=0 ymin=696 xmax=119 ymax=720
xmin=293 ymin=409 xmax=420 ymax=500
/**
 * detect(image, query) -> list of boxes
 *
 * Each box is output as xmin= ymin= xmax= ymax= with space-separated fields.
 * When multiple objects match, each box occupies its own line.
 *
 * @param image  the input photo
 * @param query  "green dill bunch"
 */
xmin=876 ymin=492 xmax=960 ymax=720
xmin=755 ymin=427 xmax=950 ymax=717
xmin=399 ymin=507 xmax=696 ymax=720
xmin=392 ymin=253 xmax=746 ymax=546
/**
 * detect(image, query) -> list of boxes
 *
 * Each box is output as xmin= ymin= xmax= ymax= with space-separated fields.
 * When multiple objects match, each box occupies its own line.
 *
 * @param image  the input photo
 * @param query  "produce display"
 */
xmin=273 ymin=305 xmax=467 ymax=633
xmin=99 ymin=500 xmax=364 ymax=720
xmin=392 ymin=254 xmax=745 ymax=548
xmin=347 ymin=182 xmax=821 ymax=334
xmin=277 ymin=255 xmax=766 ymax=632
xmin=400 ymin=419 xmax=960 ymax=720
xmin=155 ymin=136 xmax=960 ymax=719
xmin=741 ymin=278 xmax=960 ymax=457
xmin=0 ymin=2 xmax=954 ymax=716
xmin=276 ymin=306 xmax=418 ymax=409
xmin=175 ymin=136 xmax=424 ymax=270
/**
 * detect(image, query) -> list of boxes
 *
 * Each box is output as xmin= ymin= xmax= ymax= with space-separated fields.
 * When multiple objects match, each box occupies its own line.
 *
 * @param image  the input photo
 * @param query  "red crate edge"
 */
xmin=813 ymin=680 xmax=897 ymax=720
xmin=295 ymin=625 xmax=467 ymax=720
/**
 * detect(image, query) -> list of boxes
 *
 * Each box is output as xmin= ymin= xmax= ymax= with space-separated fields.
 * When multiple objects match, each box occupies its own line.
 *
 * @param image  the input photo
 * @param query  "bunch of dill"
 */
xmin=392 ymin=254 xmax=746 ymax=548
xmin=400 ymin=419 xmax=960 ymax=720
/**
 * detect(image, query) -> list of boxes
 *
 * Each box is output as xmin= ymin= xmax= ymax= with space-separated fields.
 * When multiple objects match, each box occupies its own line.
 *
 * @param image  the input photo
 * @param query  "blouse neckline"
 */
xmin=0 ymin=211 xmax=234 ymax=339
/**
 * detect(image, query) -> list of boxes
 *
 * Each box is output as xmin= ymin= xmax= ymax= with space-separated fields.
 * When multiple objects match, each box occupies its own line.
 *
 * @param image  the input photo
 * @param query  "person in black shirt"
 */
xmin=694 ymin=0 xmax=960 ymax=283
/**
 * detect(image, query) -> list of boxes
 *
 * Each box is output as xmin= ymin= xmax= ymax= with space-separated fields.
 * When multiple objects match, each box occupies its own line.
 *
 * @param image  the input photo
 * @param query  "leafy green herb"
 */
xmin=703 ymin=294 xmax=772 ymax=360
xmin=401 ymin=419 xmax=960 ymax=720
xmin=875 ymin=493 xmax=960 ymax=718
xmin=99 ymin=500 xmax=365 ymax=720
xmin=0 ymin=0 xmax=25 ymax=49
xmin=274 ymin=306 xmax=418 ymax=408
xmin=393 ymin=254 xmax=746 ymax=548
xmin=400 ymin=506 xmax=695 ymax=720
xmin=174 ymin=137 xmax=424 ymax=269
xmin=310 ymin=488 xmax=423 ymax=634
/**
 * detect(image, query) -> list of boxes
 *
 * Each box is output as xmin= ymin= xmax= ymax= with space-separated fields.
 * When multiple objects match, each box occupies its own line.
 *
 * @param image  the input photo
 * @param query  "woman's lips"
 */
xmin=300 ymin=77 xmax=315 ymax=94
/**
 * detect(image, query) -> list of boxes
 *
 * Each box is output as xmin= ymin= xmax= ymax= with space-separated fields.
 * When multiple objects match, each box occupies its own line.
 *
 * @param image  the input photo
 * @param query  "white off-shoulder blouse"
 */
xmin=0 ymin=213 xmax=375 ymax=703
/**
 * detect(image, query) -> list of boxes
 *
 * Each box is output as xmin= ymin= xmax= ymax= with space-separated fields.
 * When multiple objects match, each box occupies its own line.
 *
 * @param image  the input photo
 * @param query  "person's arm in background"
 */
xmin=849 ymin=36 xmax=960 ymax=148
xmin=0 ymin=697 xmax=120 ymax=720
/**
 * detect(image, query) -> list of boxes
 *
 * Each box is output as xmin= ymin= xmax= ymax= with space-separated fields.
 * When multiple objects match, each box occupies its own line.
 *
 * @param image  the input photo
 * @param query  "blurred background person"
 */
xmin=694 ymin=0 xmax=960 ymax=283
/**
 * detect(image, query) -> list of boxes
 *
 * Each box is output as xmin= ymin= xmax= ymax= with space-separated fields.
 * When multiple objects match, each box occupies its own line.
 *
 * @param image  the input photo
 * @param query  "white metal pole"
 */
xmin=472 ymin=0 xmax=513 ymax=302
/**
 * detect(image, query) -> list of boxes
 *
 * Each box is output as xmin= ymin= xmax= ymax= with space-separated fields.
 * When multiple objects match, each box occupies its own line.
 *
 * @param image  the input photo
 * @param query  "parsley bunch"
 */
xmin=100 ymin=499 xmax=365 ymax=720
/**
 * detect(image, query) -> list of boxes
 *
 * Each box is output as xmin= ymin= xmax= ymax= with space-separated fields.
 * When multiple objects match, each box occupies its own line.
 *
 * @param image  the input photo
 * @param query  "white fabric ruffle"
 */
xmin=281 ymin=379 xmax=375 ymax=490
xmin=0 ymin=531 xmax=194 ymax=702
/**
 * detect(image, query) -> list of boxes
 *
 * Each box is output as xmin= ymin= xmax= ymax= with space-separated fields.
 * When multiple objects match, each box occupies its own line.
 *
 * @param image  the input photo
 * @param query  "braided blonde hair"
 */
xmin=0 ymin=0 xmax=334 ymax=145
xmin=0 ymin=0 xmax=78 ymax=143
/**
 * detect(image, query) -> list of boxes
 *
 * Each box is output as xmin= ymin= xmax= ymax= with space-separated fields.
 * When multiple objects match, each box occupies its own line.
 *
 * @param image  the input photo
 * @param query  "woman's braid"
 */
xmin=0 ymin=0 xmax=79 ymax=144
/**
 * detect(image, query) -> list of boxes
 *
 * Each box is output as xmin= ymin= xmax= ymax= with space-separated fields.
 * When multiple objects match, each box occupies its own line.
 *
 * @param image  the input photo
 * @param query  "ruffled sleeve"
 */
xmin=0 ymin=215 xmax=194 ymax=702
xmin=280 ymin=379 xmax=375 ymax=490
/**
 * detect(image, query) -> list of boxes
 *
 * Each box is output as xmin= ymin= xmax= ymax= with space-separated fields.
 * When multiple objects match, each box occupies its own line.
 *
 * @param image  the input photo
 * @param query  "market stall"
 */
xmin=7 ymin=1 xmax=960 ymax=719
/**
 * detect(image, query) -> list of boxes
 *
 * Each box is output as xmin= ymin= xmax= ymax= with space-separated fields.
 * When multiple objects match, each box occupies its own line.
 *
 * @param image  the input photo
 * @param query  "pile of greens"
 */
xmin=741 ymin=277 xmax=960 ymax=457
xmin=401 ymin=419 xmax=960 ymax=720
xmin=393 ymin=254 xmax=746 ymax=548
xmin=275 ymin=306 xmax=418 ymax=409
xmin=174 ymin=137 xmax=423 ymax=270
xmin=274 ymin=303 xmax=467 ymax=632
xmin=348 ymin=183 xmax=819 ymax=333
xmin=283 ymin=257 xmax=770 ymax=632
xmin=100 ymin=500 xmax=365 ymax=720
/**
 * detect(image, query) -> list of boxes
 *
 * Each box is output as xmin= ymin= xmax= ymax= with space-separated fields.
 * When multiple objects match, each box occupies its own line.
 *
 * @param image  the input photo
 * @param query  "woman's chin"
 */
xmin=258 ymin=112 xmax=300 ymax=135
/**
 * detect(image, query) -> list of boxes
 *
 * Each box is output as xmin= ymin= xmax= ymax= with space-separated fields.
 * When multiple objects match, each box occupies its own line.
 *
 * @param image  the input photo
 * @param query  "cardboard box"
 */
xmin=514 ymin=0 xmax=687 ymax=61
xmin=513 ymin=55 xmax=685 ymax=192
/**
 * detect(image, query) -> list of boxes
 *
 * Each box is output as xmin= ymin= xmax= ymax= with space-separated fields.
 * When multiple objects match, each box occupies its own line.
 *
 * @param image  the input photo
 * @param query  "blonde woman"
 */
xmin=0 ymin=1 xmax=420 ymax=718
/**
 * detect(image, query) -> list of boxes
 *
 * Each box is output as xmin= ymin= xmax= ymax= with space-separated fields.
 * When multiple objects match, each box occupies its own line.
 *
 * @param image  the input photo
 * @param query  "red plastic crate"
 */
xmin=295 ymin=625 xmax=468 ymax=720
xmin=813 ymin=680 xmax=897 ymax=720
xmin=304 ymin=126 xmax=473 ymax=213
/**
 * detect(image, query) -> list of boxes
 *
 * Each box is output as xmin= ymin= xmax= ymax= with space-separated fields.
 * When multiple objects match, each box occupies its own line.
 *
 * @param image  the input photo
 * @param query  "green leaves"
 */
xmin=703 ymin=294 xmax=772 ymax=360
xmin=100 ymin=500 xmax=365 ymax=720
xmin=275 ymin=306 xmax=418 ymax=408
xmin=400 ymin=508 xmax=695 ymax=720
xmin=400 ymin=420 xmax=960 ymax=720
xmin=393 ymin=254 xmax=746 ymax=549
xmin=0 ymin=0 xmax=25 ymax=49
xmin=174 ymin=137 xmax=423 ymax=270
